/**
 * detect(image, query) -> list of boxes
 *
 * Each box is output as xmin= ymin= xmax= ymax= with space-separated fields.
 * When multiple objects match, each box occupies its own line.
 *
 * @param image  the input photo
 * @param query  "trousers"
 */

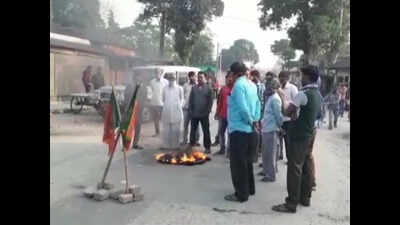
xmin=190 ymin=116 xmax=211 ymax=149
xmin=229 ymin=131 xmax=255 ymax=201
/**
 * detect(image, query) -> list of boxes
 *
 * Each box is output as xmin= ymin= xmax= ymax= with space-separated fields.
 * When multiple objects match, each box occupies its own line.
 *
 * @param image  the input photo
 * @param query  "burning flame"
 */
xmin=155 ymin=150 xmax=211 ymax=165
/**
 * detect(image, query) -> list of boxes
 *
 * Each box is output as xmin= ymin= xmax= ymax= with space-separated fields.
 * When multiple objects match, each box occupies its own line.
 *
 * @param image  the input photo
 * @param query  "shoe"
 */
xmin=257 ymin=171 xmax=265 ymax=176
xmin=133 ymin=145 xmax=144 ymax=150
xmin=195 ymin=143 xmax=201 ymax=146
xmin=211 ymin=142 xmax=219 ymax=147
xmin=205 ymin=149 xmax=211 ymax=154
xmin=272 ymin=204 xmax=296 ymax=213
xmin=260 ymin=177 xmax=275 ymax=182
xmin=213 ymin=150 xmax=225 ymax=155
xmin=300 ymin=198 xmax=311 ymax=207
xmin=224 ymin=193 xmax=246 ymax=203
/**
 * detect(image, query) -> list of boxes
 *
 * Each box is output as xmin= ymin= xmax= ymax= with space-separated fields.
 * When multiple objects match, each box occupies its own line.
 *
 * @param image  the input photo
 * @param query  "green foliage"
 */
xmin=52 ymin=0 xmax=105 ymax=29
xmin=119 ymin=20 xmax=176 ymax=60
xmin=189 ymin=32 xmax=215 ymax=66
xmin=137 ymin=0 xmax=224 ymax=63
xmin=258 ymin=0 xmax=350 ymax=65
xmin=221 ymin=39 xmax=259 ymax=70
xmin=271 ymin=39 xmax=296 ymax=69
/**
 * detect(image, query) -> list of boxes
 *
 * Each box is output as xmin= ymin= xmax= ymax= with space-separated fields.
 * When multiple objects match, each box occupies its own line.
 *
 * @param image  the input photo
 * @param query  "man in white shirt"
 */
xmin=161 ymin=74 xmax=184 ymax=150
xmin=149 ymin=69 xmax=168 ymax=137
xmin=278 ymin=71 xmax=298 ymax=161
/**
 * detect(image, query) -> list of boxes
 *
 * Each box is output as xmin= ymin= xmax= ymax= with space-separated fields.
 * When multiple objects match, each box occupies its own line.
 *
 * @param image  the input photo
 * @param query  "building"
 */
xmin=50 ymin=23 xmax=145 ymax=101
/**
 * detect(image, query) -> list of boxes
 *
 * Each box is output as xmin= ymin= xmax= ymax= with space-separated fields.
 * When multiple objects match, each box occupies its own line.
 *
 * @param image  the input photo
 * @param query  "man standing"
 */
xmin=82 ymin=66 xmax=93 ymax=93
xmin=325 ymin=88 xmax=340 ymax=130
xmin=182 ymin=71 xmax=200 ymax=146
xmin=224 ymin=62 xmax=261 ymax=203
xmin=272 ymin=65 xmax=322 ymax=213
xmin=161 ymin=74 xmax=184 ymax=150
xmin=149 ymin=69 xmax=168 ymax=137
xmin=213 ymin=71 xmax=234 ymax=155
xmin=92 ymin=67 xmax=105 ymax=90
xmin=250 ymin=70 xmax=265 ymax=162
xmin=279 ymin=71 xmax=299 ymax=161
xmin=258 ymin=78 xmax=283 ymax=182
xmin=188 ymin=72 xmax=213 ymax=154
xmin=338 ymin=83 xmax=348 ymax=118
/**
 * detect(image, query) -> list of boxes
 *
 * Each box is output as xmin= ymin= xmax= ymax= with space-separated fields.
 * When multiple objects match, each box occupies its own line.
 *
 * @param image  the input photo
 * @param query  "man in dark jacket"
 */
xmin=188 ymin=71 xmax=213 ymax=154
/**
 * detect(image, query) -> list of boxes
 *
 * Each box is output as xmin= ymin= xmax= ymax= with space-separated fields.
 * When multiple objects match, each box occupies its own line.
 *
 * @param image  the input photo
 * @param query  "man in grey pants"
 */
xmin=258 ymin=78 xmax=283 ymax=182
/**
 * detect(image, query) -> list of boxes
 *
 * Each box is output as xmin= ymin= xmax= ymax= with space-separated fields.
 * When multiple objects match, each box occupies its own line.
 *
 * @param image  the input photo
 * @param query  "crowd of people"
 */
xmin=120 ymin=61 xmax=349 ymax=214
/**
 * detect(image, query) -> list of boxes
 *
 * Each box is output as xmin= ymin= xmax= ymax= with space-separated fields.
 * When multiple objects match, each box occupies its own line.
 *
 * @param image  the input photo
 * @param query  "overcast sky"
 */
xmin=99 ymin=0 xmax=302 ymax=69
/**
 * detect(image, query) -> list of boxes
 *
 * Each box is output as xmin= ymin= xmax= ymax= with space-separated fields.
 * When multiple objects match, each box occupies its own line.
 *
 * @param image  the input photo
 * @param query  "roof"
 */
xmin=329 ymin=56 xmax=350 ymax=70
xmin=50 ymin=36 xmax=105 ymax=55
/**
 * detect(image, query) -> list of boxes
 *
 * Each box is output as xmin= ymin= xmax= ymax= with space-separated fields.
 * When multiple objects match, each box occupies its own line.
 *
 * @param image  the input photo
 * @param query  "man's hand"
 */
xmin=214 ymin=114 xmax=219 ymax=120
xmin=253 ymin=121 xmax=261 ymax=133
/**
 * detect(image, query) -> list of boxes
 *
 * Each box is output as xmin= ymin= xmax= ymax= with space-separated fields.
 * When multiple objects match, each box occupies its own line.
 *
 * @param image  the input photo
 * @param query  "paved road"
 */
xmin=50 ymin=109 xmax=350 ymax=225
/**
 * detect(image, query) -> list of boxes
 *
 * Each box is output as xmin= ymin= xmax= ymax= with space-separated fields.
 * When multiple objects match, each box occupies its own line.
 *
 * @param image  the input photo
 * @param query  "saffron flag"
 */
xmin=102 ymin=87 xmax=121 ymax=155
xmin=121 ymin=84 xmax=141 ymax=151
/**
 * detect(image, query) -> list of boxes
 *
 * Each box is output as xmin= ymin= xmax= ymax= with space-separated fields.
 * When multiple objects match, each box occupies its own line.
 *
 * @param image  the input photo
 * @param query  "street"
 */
xmin=50 ymin=106 xmax=350 ymax=225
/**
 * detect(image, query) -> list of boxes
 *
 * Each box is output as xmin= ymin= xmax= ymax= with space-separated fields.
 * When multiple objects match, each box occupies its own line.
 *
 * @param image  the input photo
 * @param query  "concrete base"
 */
xmin=93 ymin=189 xmax=109 ymax=201
xmin=109 ymin=190 xmax=125 ymax=200
xmin=128 ymin=185 xmax=141 ymax=195
xmin=118 ymin=193 xmax=134 ymax=204
xmin=97 ymin=182 xmax=114 ymax=190
xmin=83 ymin=186 xmax=96 ymax=198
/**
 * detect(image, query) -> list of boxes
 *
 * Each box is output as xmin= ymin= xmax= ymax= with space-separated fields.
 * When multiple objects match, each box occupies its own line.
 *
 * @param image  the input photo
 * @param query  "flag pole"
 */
xmin=123 ymin=147 xmax=129 ymax=194
xmin=99 ymin=131 xmax=121 ymax=188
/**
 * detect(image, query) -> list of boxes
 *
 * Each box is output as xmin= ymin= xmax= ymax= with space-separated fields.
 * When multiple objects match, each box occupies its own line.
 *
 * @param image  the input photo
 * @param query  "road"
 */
xmin=50 ymin=107 xmax=350 ymax=225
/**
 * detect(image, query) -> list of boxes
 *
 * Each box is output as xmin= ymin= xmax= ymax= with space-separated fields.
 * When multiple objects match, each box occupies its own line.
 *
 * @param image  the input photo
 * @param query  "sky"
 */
xmin=99 ymin=0 xmax=302 ymax=69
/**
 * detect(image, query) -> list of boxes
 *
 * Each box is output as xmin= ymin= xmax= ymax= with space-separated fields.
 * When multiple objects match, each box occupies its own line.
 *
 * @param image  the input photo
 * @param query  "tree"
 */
xmin=119 ymin=19 xmax=177 ymax=61
xmin=137 ymin=0 xmax=224 ymax=63
xmin=258 ymin=0 xmax=350 ymax=66
xmin=271 ymin=39 xmax=296 ymax=70
xmin=52 ymin=0 xmax=105 ymax=29
xmin=189 ymin=31 xmax=215 ymax=66
xmin=220 ymin=39 xmax=259 ymax=70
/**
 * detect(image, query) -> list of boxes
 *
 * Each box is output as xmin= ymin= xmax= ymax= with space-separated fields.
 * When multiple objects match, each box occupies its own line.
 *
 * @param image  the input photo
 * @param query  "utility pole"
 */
xmin=159 ymin=10 xmax=166 ymax=59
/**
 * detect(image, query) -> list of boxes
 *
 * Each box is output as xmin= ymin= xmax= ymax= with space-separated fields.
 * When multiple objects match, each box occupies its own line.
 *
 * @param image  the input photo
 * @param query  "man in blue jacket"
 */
xmin=224 ymin=62 xmax=261 ymax=203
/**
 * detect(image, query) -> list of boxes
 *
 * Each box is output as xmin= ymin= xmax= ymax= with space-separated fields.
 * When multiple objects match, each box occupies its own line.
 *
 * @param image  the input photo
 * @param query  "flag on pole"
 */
xmin=102 ymin=87 xmax=121 ymax=155
xmin=121 ymin=84 xmax=141 ymax=151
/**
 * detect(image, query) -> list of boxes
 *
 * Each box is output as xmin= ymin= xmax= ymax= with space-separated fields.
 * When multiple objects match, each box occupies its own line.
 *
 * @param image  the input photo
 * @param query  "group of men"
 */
xmin=220 ymin=62 xmax=323 ymax=214
xmin=125 ymin=62 xmax=323 ymax=214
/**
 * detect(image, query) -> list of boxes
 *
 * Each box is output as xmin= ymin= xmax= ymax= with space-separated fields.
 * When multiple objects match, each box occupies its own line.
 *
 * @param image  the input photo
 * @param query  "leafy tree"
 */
xmin=258 ymin=0 xmax=350 ymax=66
xmin=52 ymin=0 xmax=105 ymax=29
xmin=189 ymin=31 xmax=215 ymax=66
xmin=271 ymin=39 xmax=296 ymax=70
xmin=137 ymin=0 xmax=224 ymax=64
xmin=221 ymin=39 xmax=259 ymax=70
xmin=119 ymin=20 xmax=177 ymax=61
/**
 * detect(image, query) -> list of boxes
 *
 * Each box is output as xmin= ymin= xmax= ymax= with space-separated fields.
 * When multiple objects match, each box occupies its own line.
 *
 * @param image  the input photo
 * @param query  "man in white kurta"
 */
xmin=161 ymin=74 xmax=184 ymax=150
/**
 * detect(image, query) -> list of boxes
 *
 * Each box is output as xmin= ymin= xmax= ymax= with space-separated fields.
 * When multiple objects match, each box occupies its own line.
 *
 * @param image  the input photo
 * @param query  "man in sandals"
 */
xmin=225 ymin=62 xmax=261 ymax=203
xmin=272 ymin=65 xmax=322 ymax=213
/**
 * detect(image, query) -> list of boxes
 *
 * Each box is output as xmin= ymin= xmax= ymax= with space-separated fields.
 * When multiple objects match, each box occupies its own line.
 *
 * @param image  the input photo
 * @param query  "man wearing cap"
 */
xmin=272 ymin=65 xmax=322 ymax=213
xmin=161 ymin=74 xmax=184 ymax=150
xmin=224 ymin=62 xmax=261 ymax=203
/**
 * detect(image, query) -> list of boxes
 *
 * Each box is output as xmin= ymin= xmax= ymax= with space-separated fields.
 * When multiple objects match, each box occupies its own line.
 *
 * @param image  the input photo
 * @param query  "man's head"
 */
xmin=165 ymin=73 xmax=176 ymax=86
xmin=226 ymin=71 xmax=234 ymax=86
xmin=265 ymin=72 xmax=276 ymax=82
xmin=300 ymin=65 xmax=320 ymax=87
xmin=197 ymin=72 xmax=206 ymax=85
xmin=250 ymin=70 xmax=260 ymax=83
xmin=188 ymin=71 xmax=197 ymax=84
xmin=230 ymin=62 xmax=248 ymax=81
xmin=87 ymin=66 xmax=92 ymax=72
xmin=270 ymin=78 xmax=281 ymax=91
xmin=278 ymin=71 xmax=290 ymax=88
xmin=156 ymin=69 xmax=163 ymax=80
